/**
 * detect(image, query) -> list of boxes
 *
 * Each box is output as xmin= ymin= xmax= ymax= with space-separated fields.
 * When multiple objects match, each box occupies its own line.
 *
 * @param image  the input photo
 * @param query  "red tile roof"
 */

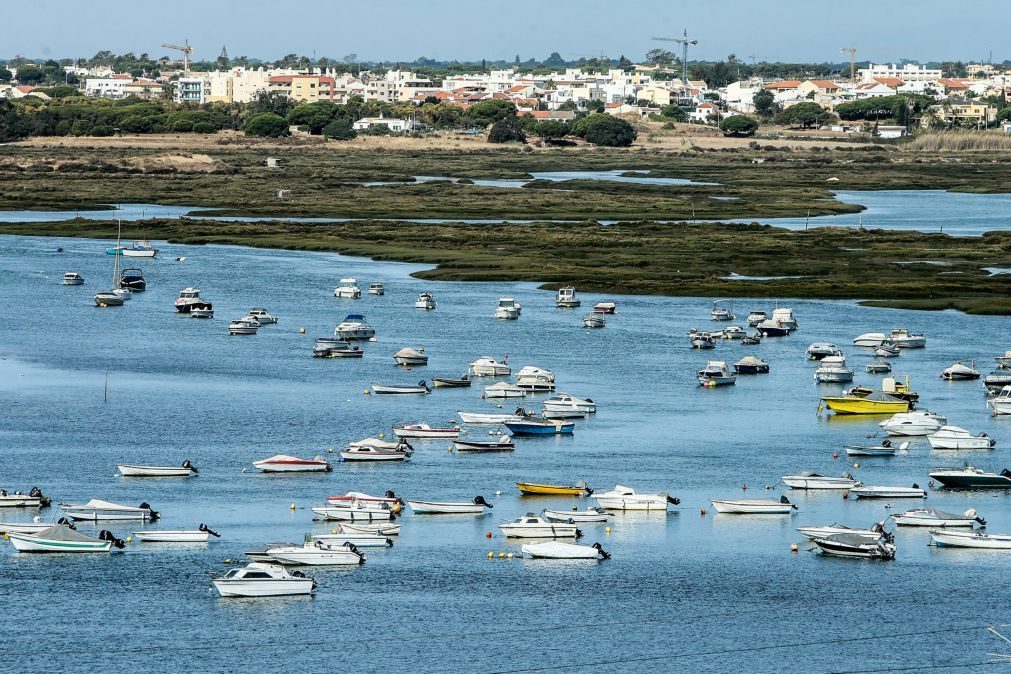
xmin=873 ymin=77 xmax=905 ymax=88
xmin=764 ymin=80 xmax=802 ymax=90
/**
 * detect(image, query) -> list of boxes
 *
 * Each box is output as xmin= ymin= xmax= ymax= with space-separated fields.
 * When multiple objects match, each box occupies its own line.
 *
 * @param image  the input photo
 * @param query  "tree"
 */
xmin=488 ymin=117 xmax=526 ymax=143
xmin=15 ymin=66 xmax=45 ymax=84
xmin=250 ymin=90 xmax=296 ymax=118
xmin=719 ymin=115 xmax=759 ymax=136
xmin=645 ymin=49 xmax=677 ymax=67
xmin=573 ymin=114 xmax=637 ymax=146
xmin=774 ymin=102 xmax=830 ymax=129
xmin=543 ymin=52 xmax=566 ymax=67
xmin=287 ymin=101 xmax=341 ymax=134
xmin=323 ymin=117 xmax=356 ymax=140
xmin=243 ymin=112 xmax=289 ymax=137
xmin=0 ymin=68 xmax=12 ymax=83
xmin=659 ymin=104 xmax=687 ymax=122
xmin=533 ymin=119 xmax=569 ymax=140
xmin=465 ymin=99 xmax=516 ymax=127
xmin=997 ymin=107 xmax=1011 ymax=123
xmin=0 ymin=100 xmax=28 ymax=141
xmin=618 ymin=54 xmax=633 ymax=70
xmin=753 ymin=89 xmax=776 ymax=118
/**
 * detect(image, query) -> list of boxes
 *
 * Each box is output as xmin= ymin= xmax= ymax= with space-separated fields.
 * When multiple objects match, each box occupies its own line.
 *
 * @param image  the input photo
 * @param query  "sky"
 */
xmin=3 ymin=0 xmax=1005 ymax=65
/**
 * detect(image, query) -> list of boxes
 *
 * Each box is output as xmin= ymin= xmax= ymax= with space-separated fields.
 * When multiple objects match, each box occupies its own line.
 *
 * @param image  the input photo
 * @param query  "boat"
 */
xmin=796 ymin=521 xmax=888 ymax=541
xmin=593 ymin=485 xmax=678 ymax=511
xmin=0 ymin=521 xmax=58 ymax=535
xmin=0 ymin=487 xmax=51 ymax=508
xmin=541 ymin=408 xmax=587 ymax=420
xmin=453 ymin=435 xmax=515 ymax=452
xmin=927 ymin=426 xmax=996 ymax=450
xmin=543 ymin=508 xmax=611 ymax=523
xmin=415 ymin=292 xmax=437 ymax=310
xmin=393 ymin=347 xmax=428 ymax=366
xmin=771 ymin=307 xmax=798 ymax=329
xmin=62 ymin=499 xmax=159 ymax=521
xmin=133 ymin=524 xmax=221 ymax=543
xmin=118 ymin=268 xmax=146 ymax=292
xmin=847 ymin=375 xmax=919 ymax=404
xmin=334 ymin=278 xmax=362 ymax=299
xmin=582 ymin=313 xmax=606 ymax=329
xmin=499 ymin=514 xmax=580 ymax=538
xmin=757 ymin=319 xmax=792 ymax=337
xmin=211 ymin=562 xmax=316 ymax=597
xmin=371 ymin=381 xmax=431 ymax=394
xmin=889 ymin=328 xmax=926 ymax=348
xmin=879 ymin=411 xmax=947 ymax=436
xmin=984 ymin=370 xmax=1011 ymax=392
xmin=309 ymin=532 xmax=393 ymax=548
xmin=690 ymin=332 xmax=717 ymax=349
xmin=782 ymin=472 xmax=859 ymax=490
xmin=517 ymin=482 xmax=592 ymax=496
xmin=890 ymin=508 xmax=984 ymax=527
xmin=228 ymin=318 xmax=259 ymax=336
xmin=542 ymin=393 xmax=596 ymax=413
xmin=432 ymin=375 xmax=472 ymax=388
xmin=814 ymin=355 xmax=854 ymax=383
xmin=698 ymin=360 xmax=736 ymax=387
xmin=928 ymin=465 xmax=1011 ymax=489
xmin=393 ymin=422 xmax=460 ymax=439
xmin=62 ymin=272 xmax=85 ymax=285
xmin=721 ymin=326 xmax=746 ymax=339
xmin=469 ymin=357 xmax=511 ymax=377
xmin=174 ymin=287 xmax=211 ymax=313
xmin=265 ymin=540 xmax=366 ymax=566
xmin=866 ymin=361 xmax=892 ymax=374
xmin=367 ymin=282 xmax=385 ymax=295
xmin=929 ymin=529 xmax=1011 ymax=549
xmin=407 ymin=496 xmax=493 ymax=514
xmin=338 ymin=522 xmax=402 ymax=536
xmin=94 ymin=222 xmax=127 ymax=307
xmin=741 ymin=333 xmax=762 ymax=345
xmin=996 ymin=351 xmax=1011 ymax=369
xmin=252 ymin=454 xmax=331 ymax=473
xmin=853 ymin=332 xmax=887 ymax=348
xmin=339 ymin=443 xmax=411 ymax=461
xmin=116 ymin=460 xmax=198 ymax=477
xmin=942 ymin=360 xmax=980 ymax=381
xmin=593 ymin=302 xmax=616 ymax=314
xmin=504 ymin=419 xmax=574 ymax=435
xmin=107 ymin=240 xmax=159 ymax=258
xmin=848 ymin=484 xmax=926 ymax=499
xmin=874 ymin=341 xmax=900 ymax=358
xmin=555 ymin=286 xmax=580 ymax=308
xmin=806 ymin=343 xmax=842 ymax=360
xmin=190 ymin=306 xmax=214 ymax=319
xmin=457 ymin=410 xmax=528 ymax=424
xmin=522 ymin=541 xmax=610 ymax=559
xmin=844 ymin=440 xmax=909 ymax=457
xmin=335 ymin=314 xmax=376 ymax=340
xmin=325 ymin=490 xmax=404 ymax=509
xmin=246 ymin=308 xmax=277 ymax=324
xmin=812 ymin=533 xmax=895 ymax=560
xmin=313 ymin=339 xmax=363 ymax=358
xmin=515 ymin=366 xmax=556 ymax=392
xmin=494 ymin=297 xmax=522 ymax=320
xmin=711 ymin=300 xmax=735 ymax=321
xmin=988 ymin=386 xmax=1011 ymax=416
xmin=7 ymin=523 xmax=124 ymax=553
xmin=746 ymin=311 xmax=768 ymax=327
xmin=733 ymin=355 xmax=769 ymax=374
xmin=820 ymin=391 xmax=908 ymax=415
xmin=709 ymin=496 xmax=797 ymax=514
xmin=484 ymin=382 xmax=527 ymax=399
xmin=311 ymin=504 xmax=397 ymax=522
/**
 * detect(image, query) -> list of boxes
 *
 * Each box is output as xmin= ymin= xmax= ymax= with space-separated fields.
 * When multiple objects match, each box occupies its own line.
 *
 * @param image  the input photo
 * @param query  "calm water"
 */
xmin=2 ymin=235 xmax=1010 ymax=672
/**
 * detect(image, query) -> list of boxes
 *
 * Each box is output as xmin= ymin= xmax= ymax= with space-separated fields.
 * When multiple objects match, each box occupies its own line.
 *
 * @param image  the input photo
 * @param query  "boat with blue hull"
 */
xmin=504 ymin=419 xmax=575 ymax=435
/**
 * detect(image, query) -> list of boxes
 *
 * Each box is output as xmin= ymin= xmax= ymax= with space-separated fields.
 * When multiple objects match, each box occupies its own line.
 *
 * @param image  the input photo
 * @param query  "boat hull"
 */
xmin=543 ymin=509 xmax=609 ymax=522
xmin=710 ymin=500 xmax=795 ymax=514
xmin=822 ymin=398 xmax=909 ymax=415
xmin=457 ymin=412 xmax=521 ymax=424
xmin=453 ymin=441 xmax=514 ymax=452
xmin=517 ymin=483 xmax=587 ymax=496
xmin=265 ymin=549 xmax=363 ymax=566
xmin=499 ymin=524 xmax=579 ymax=538
xmin=311 ymin=507 xmax=395 ymax=522
xmin=927 ymin=474 xmax=1011 ymax=489
xmin=407 ymin=501 xmax=487 ymax=514
xmin=504 ymin=421 xmax=574 ymax=435
xmin=8 ymin=532 xmax=112 ymax=553
xmin=117 ymin=464 xmax=195 ymax=477
xmin=931 ymin=530 xmax=1011 ymax=549
xmin=212 ymin=579 xmax=315 ymax=597
xmin=521 ymin=542 xmax=601 ymax=559
xmin=133 ymin=531 xmax=211 ymax=542
xmin=849 ymin=488 xmax=925 ymax=499
xmin=782 ymin=477 xmax=857 ymax=490
xmin=593 ymin=496 xmax=668 ymax=511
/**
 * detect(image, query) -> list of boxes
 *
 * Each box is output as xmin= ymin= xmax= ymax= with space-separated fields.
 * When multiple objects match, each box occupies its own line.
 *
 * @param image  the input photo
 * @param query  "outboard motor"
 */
xmin=575 ymin=528 xmax=584 ymax=539
xmin=384 ymin=490 xmax=404 ymax=505
xmin=666 ymin=495 xmax=681 ymax=505
xmin=384 ymin=537 xmax=394 ymax=547
xmin=343 ymin=541 xmax=365 ymax=563
xmin=1002 ymin=468 xmax=1011 ymax=479
xmin=881 ymin=439 xmax=892 ymax=448
xmin=473 ymin=495 xmax=492 ymax=508
xmin=181 ymin=459 xmax=198 ymax=474
xmin=0 ymin=490 xmax=6 ymax=497
xmin=419 ymin=380 xmax=431 ymax=393
xmin=98 ymin=530 xmax=126 ymax=549
xmin=592 ymin=542 xmax=611 ymax=560
xmin=57 ymin=517 xmax=76 ymax=529
xmin=139 ymin=502 xmax=160 ymax=521
xmin=291 ymin=570 xmax=306 ymax=578
xmin=911 ymin=483 xmax=920 ymax=490
xmin=198 ymin=523 xmax=221 ymax=538
xmin=780 ymin=495 xmax=798 ymax=509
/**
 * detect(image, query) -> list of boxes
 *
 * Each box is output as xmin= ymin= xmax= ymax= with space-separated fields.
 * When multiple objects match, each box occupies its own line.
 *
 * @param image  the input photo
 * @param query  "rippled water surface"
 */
xmin=2 ymin=235 xmax=1010 ymax=672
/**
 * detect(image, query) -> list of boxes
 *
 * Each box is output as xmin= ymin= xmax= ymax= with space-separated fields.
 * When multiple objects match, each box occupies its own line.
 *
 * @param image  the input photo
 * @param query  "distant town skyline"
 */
xmin=7 ymin=0 xmax=1008 ymax=65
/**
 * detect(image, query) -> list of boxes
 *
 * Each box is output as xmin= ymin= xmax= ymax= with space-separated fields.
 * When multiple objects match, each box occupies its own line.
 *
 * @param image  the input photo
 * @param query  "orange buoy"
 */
xmin=485 ymin=531 xmax=492 ymax=538
xmin=833 ymin=452 xmax=839 ymax=459
xmin=843 ymin=491 xmax=849 ymax=500
xmin=700 ymin=508 xmax=707 ymax=516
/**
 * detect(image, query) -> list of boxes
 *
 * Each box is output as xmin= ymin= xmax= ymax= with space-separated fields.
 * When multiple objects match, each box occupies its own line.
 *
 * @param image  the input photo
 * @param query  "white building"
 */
xmin=352 ymin=115 xmax=419 ymax=132
xmin=175 ymin=77 xmax=209 ymax=104
xmin=857 ymin=63 xmax=942 ymax=83
xmin=85 ymin=77 xmax=132 ymax=98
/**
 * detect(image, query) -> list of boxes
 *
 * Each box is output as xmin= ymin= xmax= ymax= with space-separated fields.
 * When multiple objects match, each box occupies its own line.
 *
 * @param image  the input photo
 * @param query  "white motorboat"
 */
xmin=927 ymin=465 xmax=1011 ymax=489
xmin=310 ymin=532 xmax=393 ymax=548
xmin=312 ymin=338 xmax=361 ymax=358
xmin=484 ymin=382 xmax=527 ymax=399
xmin=311 ymin=504 xmax=397 ymax=522
xmin=996 ymin=351 xmax=1011 ymax=369
xmin=407 ymin=496 xmax=493 ymax=514
xmin=339 ymin=443 xmax=411 ymax=462
xmin=710 ymin=497 xmax=797 ymax=514
xmin=555 ymin=286 xmax=580 ymax=308
xmin=782 ymin=472 xmax=859 ymax=490
xmin=265 ymin=540 xmax=366 ymax=566
xmin=849 ymin=484 xmax=926 ymax=499
xmin=116 ymin=460 xmax=198 ymax=478
xmin=806 ymin=343 xmax=842 ymax=360
xmin=541 ymin=408 xmax=587 ymax=420
xmin=927 ymin=426 xmax=996 ymax=450
xmin=0 ymin=487 xmax=51 ymax=508
xmin=720 ymin=326 xmax=745 ymax=340
xmin=174 ymin=287 xmax=211 ymax=313
xmin=844 ymin=440 xmax=909 ymax=457
xmin=813 ymin=533 xmax=896 ymax=560
xmin=93 ymin=291 xmax=124 ymax=307
xmin=593 ymin=485 xmax=678 ymax=511
xmin=983 ymin=370 xmax=1011 ymax=392
xmin=515 ymin=366 xmax=556 ymax=392
xmin=367 ymin=282 xmax=385 ymax=295
xmin=469 ymin=357 xmax=511 ymax=377
xmin=252 ymin=454 xmax=331 ymax=473
xmin=746 ymin=310 xmax=768 ymax=326
xmin=62 ymin=499 xmax=159 ymax=521
xmin=711 ymin=300 xmax=735 ymax=321
xmin=889 ymin=328 xmax=926 ymax=348
xmin=542 ymin=392 xmax=596 ymax=413
xmin=246 ymin=308 xmax=278 ymax=324
xmin=211 ymin=563 xmax=316 ymax=597
xmin=335 ymin=314 xmax=376 ymax=340
xmin=456 ymin=410 xmax=527 ymax=424
xmin=325 ymin=490 xmax=403 ymax=509
xmin=582 ymin=312 xmax=606 ymax=329
xmin=543 ymin=508 xmax=612 ymax=523
xmin=116 ymin=240 xmax=159 ymax=258
xmin=593 ymin=301 xmax=616 ymax=314
xmin=814 ymin=355 xmax=855 ymax=383
xmin=392 ymin=422 xmax=460 ymax=439
xmin=891 ymin=508 xmax=984 ymax=527
xmin=393 ymin=347 xmax=428 ymax=366
xmin=874 ymin=341 xmax=900 ymax=358
xmin=62 ymin=272 xmax=85 ymax=285
xmin=866 ymin=360 xmax=892 ymax=373
xmin=989 ymin=386 xmax=1011 ymax=416
xmin=522 ymin=541 xmax=610 ymax=560
xmin=853 ymin=332 xmax=887 ymax=348
xmin=494 ymin=297 xmax=522 ymax=320
xmin=698 ymin=360 xmax=736 ymax=387
xmin=7 ymin=523 xmax=124 ymax=553
xmin=771 ymin=307 xmax=798 ymax=329
xmin=796 ymin=521 xmax=887 ymax=541
xmin=930 ymin=529 xmax=1011 ymax=549
xmin=415 ymin=292 xmax=437 ymax=310
xmin=879 ymin=411 xmax=947 ymax=436
xmin=228 ymin=319 xmax=259 ymax=335
xmin=942 ymin=360 xmax=980 ymax=381
xmin=0 ymin=521 xmax=55 ymax=535
xmin=190 ymin=306 xmax=213 ymax=319
xmin=499 ymin=514 xmax=580 ymax=538
xmin=372 ymin=381 xmax=431 ymax=394
xmin=337 ymin=522 xmax=402 ymax=536
xmin=133 ymin=524 xmax=221 ymax=543
xmin=334 ymin=277 xmax=362 ymax=299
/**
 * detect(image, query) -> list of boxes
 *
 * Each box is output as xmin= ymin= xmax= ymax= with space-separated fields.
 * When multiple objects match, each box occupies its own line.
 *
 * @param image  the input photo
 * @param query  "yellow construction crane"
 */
xmin=839 ymin=47 xmax=858 ymax=83
xmin=161 ymin=40 xmax=193 ymax=74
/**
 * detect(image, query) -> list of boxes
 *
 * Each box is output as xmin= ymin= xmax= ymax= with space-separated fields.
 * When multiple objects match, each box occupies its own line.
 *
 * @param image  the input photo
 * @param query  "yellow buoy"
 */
xmin=289 ymin=503 xmax=296 ymax=510
xmin=364 ymin=390 xmax=370 ymax=395
xmin=488 ymin=551 xmax=494 ymax=559
xmin=790 ymin=543 xmax=799 ymax=553
xmin=853 ymin=462 xmax=860 ymax=468
xmin=126 ymin=536 xmax=133 ymax=543
xmin=498 ymin=552 xmax=505 ymax=558
xmin=378 ymin=433 xmax=385 ymax=439
xmin=605 ymin=526 xmax=611 ymax=534
xmin=299 ymin=327 xmax=305 ymax=334
xmin=332 ymin=529 xmax=338 ymax=535
xmin=447 ymin=446 xmax=452 ymax=452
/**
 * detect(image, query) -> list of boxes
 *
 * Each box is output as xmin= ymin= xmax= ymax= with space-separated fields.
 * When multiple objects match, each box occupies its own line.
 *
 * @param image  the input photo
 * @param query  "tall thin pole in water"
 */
xmin=104 ymin=370 xmax=108 ymax=402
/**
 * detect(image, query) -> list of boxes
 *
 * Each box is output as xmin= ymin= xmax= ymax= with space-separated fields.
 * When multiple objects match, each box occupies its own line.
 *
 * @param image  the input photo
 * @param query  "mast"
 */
xmin=112 ymin=219 xmax=122 ymax=287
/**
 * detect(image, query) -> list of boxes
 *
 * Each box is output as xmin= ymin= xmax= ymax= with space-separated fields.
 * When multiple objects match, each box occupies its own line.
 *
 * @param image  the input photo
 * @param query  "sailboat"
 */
xmin=94 ymin=220 xmax=128 ymax=307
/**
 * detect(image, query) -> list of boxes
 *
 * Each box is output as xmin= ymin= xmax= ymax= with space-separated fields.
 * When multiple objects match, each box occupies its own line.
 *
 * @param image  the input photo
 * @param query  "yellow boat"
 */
xmin=517 ymin=482 xmax=591 ymax=496
xmin=820 ymin=391 xmax=909 ymax=415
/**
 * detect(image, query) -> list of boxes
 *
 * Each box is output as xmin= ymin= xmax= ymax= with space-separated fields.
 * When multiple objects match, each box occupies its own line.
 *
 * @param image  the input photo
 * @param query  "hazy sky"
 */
xmin=4 ymin=0 xmax=1004 ymax=64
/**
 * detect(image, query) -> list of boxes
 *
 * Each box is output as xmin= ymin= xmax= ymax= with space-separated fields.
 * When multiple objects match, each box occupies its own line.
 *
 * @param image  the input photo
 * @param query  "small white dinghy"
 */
xmin=117 ymin=460 xmax=198 ymax=477
xmin=211 ymin=563 xmax=316 ymax=598
xmin=930 ymin=529 xmax=1011 ymax=549
xmin=337 ymin=522 xmax=402 ymax=536
xmin=392 ymin=423 xmax=460 ymax=439
xmin=592 ymin=485 xmax=679 ymax=511
xmin=542 ymin=508 xmax=612 ymax=523
xmin=407 ymin=496 xmax=493 ymax=514
xmin=796 ymin=521 xmax=887 ymax=541
xmin=890 ymin=508 xmax=984 ymax=527
xmin=325 ymin=490 xmax=404 ymax=509
xmin=781 ymin=472 xmax=859 ymax=490
xmin=393 ymin=347 xmax=428 ymax=366
xmin=133 ymin=524 xmax=221 ymax=543
xmin=710 ymin=496 xmax=797 ymax=514
xmin=265 ymin=540 xmax=366 ymax=566
xmin=483 ymin=382 xmax=527 ymax=399
xmin=7 ymin=523 xmax=125 ymax=553
xmin=311 ymin=503 xmax=398 ymax=522
xmin=62 ymin=499 xmax=159 ymax=521
xmin=521 ymin=541 xmax=610 ymax=560
xmin=0 ymin=521 xmax=55 ymax=535
xmin=310 ymin=532 xmax=394 ymax=548
xmin=252 ymin=454 xmax=331 ymax=472
xmin=498 ymin=514 xmax=580 ymax=538
xmin=849 ymin=484 xmax=926 ymax=499
xmin=0 ymin=487 xmax=51 ymax=508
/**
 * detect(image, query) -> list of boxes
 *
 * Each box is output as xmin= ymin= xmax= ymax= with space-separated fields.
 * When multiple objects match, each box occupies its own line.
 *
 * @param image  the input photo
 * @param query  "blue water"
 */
xmin=2 ymin=235 xmax=1010 ymax=672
